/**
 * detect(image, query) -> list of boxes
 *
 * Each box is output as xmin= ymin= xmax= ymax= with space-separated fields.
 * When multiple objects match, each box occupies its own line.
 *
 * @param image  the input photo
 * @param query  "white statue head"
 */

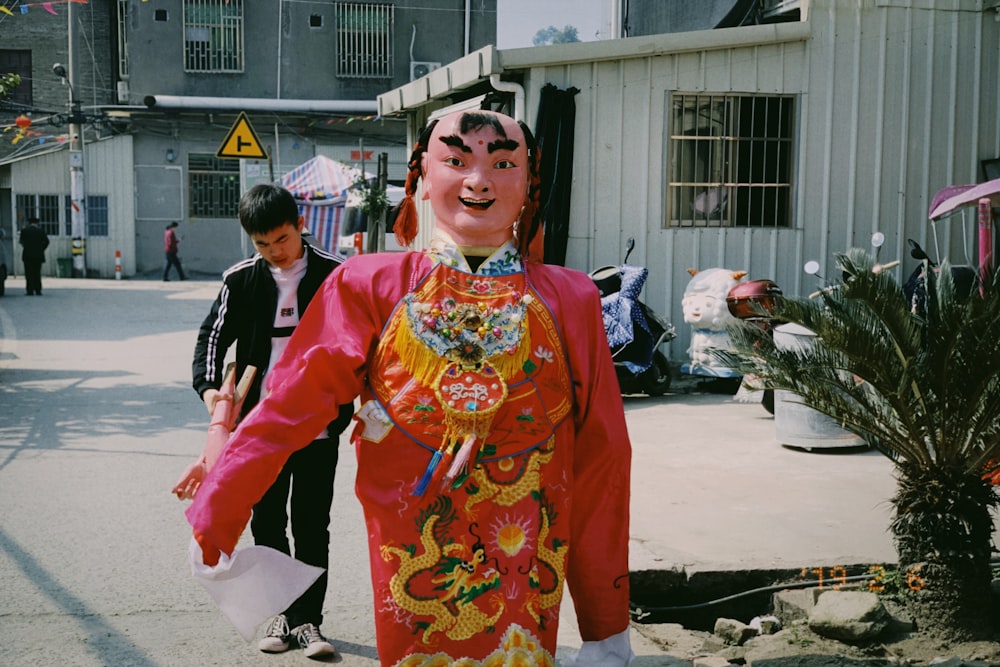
xmin=682 ymin=268 xmax=747 ymax=331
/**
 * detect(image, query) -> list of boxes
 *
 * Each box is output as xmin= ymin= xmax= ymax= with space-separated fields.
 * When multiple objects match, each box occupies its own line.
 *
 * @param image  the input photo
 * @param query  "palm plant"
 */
xmin=714 ymin=248 xmax=1000 ymax=642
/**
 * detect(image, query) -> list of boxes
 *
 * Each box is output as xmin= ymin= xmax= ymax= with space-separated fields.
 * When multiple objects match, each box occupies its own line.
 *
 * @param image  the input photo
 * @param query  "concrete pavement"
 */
xmin=1 ymin=275 xmax=988 ymax=666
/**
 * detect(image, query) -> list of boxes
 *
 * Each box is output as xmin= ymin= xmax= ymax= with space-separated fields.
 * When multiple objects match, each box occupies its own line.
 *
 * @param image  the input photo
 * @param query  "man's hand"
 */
xmin=172 ymin=457 xmax=207 ymax=500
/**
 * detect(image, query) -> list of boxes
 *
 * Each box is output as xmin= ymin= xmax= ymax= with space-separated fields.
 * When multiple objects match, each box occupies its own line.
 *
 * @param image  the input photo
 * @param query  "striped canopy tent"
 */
xmin=279 ymin=156 xmax=372 ymax=252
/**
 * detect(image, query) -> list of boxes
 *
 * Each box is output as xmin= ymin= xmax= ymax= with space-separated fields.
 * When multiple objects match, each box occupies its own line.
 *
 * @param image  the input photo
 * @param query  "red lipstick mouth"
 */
xmin=459 ymin=197 xmax=495 ymax=210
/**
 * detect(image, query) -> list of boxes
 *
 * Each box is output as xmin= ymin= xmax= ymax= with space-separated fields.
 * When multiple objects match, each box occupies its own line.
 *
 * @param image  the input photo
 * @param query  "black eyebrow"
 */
xmin=439 ymin=135 xmax=471 ymax=153
xmin=488 ymin=139 xmax=520 ymax=153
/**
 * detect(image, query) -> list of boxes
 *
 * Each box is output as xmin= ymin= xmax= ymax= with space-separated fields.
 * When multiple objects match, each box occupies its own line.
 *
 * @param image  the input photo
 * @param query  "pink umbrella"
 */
xmin=927 ymin=177 xmax=997 ymax=295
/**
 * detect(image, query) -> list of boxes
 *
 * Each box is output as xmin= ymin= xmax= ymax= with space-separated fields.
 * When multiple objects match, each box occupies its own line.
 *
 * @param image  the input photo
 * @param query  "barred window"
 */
xmin=15 ymin=194 xmax=60 ymax=236
xmin=189 ymin=154 xmax=240 ymax=218
xmin=668 ymin=94 xmax=795 ymax=228
xmin=64 ymin=195 xmax=109 ymax=237
xmin=183 ymin=0 xmax=244 ymax=73
xmin=335 ymin=3 xmax=393 ymax=79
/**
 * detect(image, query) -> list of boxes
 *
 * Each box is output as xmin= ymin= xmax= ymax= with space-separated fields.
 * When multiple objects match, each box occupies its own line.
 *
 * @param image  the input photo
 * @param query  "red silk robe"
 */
xmin=187 ymin=244 xmax=632 ymax=666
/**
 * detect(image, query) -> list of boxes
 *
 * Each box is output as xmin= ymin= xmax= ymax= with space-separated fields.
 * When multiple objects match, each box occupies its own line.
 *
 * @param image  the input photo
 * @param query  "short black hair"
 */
xmin=239 ymin=183 xmax=299 ymax=236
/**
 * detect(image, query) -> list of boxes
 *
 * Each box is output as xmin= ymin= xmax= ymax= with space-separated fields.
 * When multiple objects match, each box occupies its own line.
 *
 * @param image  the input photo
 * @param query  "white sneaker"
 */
xmin=257 ymin=614 xmax=291 ymax=653
xmin=294 ymin=623 xmax=336 ymax=659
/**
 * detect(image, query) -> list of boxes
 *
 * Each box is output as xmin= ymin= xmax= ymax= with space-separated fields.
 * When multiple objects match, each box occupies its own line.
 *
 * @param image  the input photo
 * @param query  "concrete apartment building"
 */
xmin=0 ymin=0 xmax=497 ymax=277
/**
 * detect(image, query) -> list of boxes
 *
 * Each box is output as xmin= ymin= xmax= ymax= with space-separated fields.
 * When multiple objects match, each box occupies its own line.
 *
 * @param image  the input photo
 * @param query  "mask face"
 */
xmin=422 ymin=111 xmax=528 ymax=248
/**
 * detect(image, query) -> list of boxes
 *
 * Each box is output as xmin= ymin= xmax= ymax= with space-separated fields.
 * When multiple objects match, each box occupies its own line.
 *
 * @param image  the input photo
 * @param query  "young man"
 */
xmin=187 ymin=183 xmax=353 ymax=659
xmin=19 ymin=216 xmax=49 ymax=295
xmin=187 ymin=111 xmax=633 ymax=666
xmin=163 ymin=221 xmax=187 ymax=281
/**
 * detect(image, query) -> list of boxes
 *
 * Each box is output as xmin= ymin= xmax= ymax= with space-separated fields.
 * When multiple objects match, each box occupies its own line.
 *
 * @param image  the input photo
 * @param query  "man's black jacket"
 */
xmin=192 ymin=241 xmax=353 ymax=436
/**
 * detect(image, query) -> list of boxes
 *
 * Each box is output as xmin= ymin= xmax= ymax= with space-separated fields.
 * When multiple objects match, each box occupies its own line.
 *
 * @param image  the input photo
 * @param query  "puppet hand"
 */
xmin=194 ymin=531 xmax=221 ymax=567
xmin=172 ymin=459 xmax=207 ymax=500
xmin=562 ymin=629 xmax=634 ymax=666
xmin=202 ymin=388 xmax=232 ymax=416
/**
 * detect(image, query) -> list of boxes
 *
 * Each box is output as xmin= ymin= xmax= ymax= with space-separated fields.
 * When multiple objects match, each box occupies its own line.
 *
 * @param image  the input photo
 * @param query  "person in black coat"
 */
xmin=19 ymin=217 xmax=49 ymax=296
xmin=182 ymin=184 xmax=352 ymax=659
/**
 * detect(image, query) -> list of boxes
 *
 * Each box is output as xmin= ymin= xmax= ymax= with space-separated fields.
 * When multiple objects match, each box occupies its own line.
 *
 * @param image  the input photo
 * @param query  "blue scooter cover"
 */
xmin=601 ymin=264 xmax=654 ymax=373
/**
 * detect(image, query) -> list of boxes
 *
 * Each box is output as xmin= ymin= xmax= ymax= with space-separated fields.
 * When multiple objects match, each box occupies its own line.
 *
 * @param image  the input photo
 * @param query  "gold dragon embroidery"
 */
xmin=380 ymin=496 xmax=505 ymax=647
xmin=523 ymin=498 xmax=568 ymax=627
xmin=463 ymin=442 xmax=555 ymax=520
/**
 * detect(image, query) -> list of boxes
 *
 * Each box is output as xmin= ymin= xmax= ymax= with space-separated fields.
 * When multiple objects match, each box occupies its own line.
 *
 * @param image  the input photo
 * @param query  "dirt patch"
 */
xmin=634 ymin=617 xmax=1000 ymax=666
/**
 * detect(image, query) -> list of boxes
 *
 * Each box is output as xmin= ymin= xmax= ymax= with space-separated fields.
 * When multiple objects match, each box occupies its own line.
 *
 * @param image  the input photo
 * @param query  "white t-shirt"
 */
xmin=261 ymin=255 xmax=328 ymax=439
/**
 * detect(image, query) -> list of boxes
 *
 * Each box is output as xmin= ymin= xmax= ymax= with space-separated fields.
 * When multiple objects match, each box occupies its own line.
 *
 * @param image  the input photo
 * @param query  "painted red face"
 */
xmin=421 ymin=111 xmax=528 ymax=248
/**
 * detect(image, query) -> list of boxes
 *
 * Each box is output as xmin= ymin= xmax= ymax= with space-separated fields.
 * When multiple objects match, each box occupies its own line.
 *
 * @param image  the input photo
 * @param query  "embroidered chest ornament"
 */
xmin=396 ymin=269 xmax=534 ymax=495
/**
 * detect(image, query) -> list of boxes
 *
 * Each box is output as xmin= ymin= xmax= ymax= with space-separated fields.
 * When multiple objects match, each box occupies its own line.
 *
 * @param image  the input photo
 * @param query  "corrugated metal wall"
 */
xmin=11 ymin=135 xmax=135 ymax=278
xmin=518 ymin=0 xmax=1000 ymax=362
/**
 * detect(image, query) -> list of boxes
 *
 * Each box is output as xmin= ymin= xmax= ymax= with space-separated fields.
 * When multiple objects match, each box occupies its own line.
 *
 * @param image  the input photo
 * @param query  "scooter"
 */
xmin=590 ymin=238 xmax=676 ymax=396
xmin=904 ymin=238 xmax=978 ymax=314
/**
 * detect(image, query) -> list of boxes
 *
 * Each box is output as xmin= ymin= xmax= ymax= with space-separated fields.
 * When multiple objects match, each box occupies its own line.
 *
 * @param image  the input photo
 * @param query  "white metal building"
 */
xmin=378 ymin=0 xmax=1000 ymax=362
xmin=4 ymin=135 xmax=136 ymax=279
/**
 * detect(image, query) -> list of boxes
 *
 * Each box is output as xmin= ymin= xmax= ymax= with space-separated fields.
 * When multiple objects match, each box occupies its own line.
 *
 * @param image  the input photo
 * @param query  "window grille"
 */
xmin=188 ymin=154 xmax=240 ymax=218
xmin=668 ymin=94 xmax=794 ymax=228
xmin=183 ymin=0 xmax=244 ymax=73
xmin=64 ymin=195 xmax=109 ymax=237
xmin=117 ymin=0 xmax=130 ymax=79
xmin=335 ymin=3 xmax=393 ymax=79
xmin=16 ymin=194 xmax=60 ymax=236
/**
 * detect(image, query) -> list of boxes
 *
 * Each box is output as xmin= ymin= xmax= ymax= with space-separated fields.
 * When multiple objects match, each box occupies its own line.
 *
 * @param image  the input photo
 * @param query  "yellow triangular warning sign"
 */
xmin=216 ymin=111 xmax=268 ymax=160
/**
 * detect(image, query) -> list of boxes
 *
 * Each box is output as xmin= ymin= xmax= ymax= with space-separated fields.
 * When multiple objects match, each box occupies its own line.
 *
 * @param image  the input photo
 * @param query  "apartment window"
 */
xmin=16 ymin=194 xmax=60 ymax=236
xmin=189 ymin=154 xmax=240 ymax=218
xmin=668 ymin=94 xmax=794 ymax=228
xmin=0 ymin=50 xmax=33 ymax=108
xmin=64 ymin=195 xmax=109 ymax=237
xmin=183 ymin=0 xmax=244 ymax=73
xmin=335 ymin=3 xmax=393 ymax=78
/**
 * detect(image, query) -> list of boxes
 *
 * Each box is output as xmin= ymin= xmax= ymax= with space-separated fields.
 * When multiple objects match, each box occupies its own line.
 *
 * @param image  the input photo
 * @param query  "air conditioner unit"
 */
xmin=410 ymin=61 xmax=441 ymax=81
xmin=116 ymin=80 xmax=130 ymax=104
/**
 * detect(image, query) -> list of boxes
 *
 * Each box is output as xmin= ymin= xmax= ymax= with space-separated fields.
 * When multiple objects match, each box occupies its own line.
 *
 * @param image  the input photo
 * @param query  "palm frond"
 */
xmin=715 ymin=248 xmax=1000 ymax=479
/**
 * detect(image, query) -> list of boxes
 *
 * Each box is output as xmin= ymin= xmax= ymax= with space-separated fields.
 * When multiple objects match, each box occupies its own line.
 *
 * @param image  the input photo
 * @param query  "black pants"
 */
xmin=162 ymin=252 xmax=185 ymax=280
xmin=24 ymin=260 xmax=42 ymax=294
xmin=250 ymin=437 xmax=338 ymax=628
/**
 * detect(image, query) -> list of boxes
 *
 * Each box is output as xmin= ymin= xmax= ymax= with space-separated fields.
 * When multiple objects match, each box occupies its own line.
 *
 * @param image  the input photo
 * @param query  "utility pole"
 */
xmin=67 ymin=0 xmax=87 ymax=277
xmin=365 ymin=152 xmax=389 ymax=254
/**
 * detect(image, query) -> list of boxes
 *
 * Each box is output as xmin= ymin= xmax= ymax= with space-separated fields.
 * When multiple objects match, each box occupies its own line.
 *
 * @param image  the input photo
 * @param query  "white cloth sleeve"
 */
xmin=188 ymin=537 xmax=324 ymax=641
xmin=561 ymin=628 xmax=634 ymax=666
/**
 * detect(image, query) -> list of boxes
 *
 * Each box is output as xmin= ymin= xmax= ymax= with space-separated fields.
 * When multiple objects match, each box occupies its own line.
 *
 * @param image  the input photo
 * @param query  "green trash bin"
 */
xmin=56 ymin=257 xmax=73 ymax=277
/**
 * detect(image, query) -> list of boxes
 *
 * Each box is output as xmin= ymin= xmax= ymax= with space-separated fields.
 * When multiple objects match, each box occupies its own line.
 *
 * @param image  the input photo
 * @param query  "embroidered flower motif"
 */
xmin=471 ymin=279 xmax=493 ymax=294
xmin=534 ymin=346 xmax=553 ymax=364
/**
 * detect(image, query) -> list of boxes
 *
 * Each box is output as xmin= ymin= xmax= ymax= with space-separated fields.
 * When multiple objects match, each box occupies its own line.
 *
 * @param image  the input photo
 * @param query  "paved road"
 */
xmin=3 ymin=275 xmax=992 ymax=666
xmin=0 ymin=276 xmax=665 ymax=666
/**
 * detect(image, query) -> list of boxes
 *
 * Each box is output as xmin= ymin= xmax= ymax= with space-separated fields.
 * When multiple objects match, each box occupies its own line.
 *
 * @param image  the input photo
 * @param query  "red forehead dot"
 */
xmin=478 ymin=139 xmax=484 ymax=145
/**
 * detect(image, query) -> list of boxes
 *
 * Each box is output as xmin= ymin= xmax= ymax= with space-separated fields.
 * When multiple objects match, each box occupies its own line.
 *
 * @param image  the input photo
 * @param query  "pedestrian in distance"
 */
xmin=19 ymin=216 xmax=50 ymax=296
xmin=177 ymin=183 xmax=354 ymax=659
xmin=162 ymin=221 xmax=187 ymax=281
xmin=0 ymin=228 xmax=9 ymax=297
xmin=186 ymin=110 xmax=634 ymax=666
